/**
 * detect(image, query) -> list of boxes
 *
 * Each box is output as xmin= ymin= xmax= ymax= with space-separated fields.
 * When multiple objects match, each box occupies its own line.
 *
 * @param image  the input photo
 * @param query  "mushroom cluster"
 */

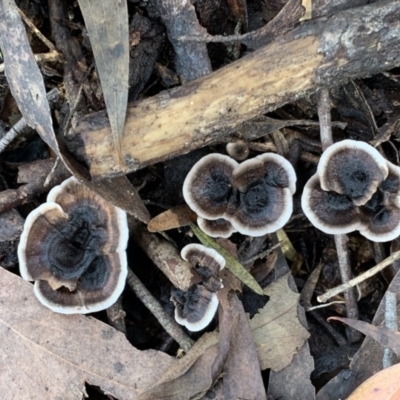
xmin=18 ymin=177 xmax=129 ymax=314
xmin=171 ymin=244 xmax=225 ymax=331
xmin=302 ymin=139 xmax=400 ymax=242
xmin=183 ymin=153 xmax=297 ymax=237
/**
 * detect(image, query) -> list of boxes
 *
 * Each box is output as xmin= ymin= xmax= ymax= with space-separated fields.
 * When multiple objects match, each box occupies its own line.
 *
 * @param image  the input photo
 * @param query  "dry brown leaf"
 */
xmin=0 ymin=267 xmax=176 ymax=399
xmin=141 ymin=333 xmax=220 ymax=399
xmin=217 ymin=292 xmax=267 ymax=399
xmin=78 ymin=0 xmax=130 ymax=165
xmin=250 ymin=273 xmax=310 ymax=371
xmin=329 ymin=316 xmax=400 ymax=356
xmin=347 ymin=362 xmax=400 ymax=400
xmin=147 ymin=204 xmax=197 ymax=232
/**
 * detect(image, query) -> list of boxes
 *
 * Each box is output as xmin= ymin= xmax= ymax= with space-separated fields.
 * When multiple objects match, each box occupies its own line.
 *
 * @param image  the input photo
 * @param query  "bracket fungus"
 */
xmin=183 ymin=153 xmax=296 ymax=237
xmin=18 ymin=177 xmax=129 ymax=314
xmin=171 ymin=244 xmax=225 ymax=331
xmin=302 ymin=140 xmax=400 ymax=242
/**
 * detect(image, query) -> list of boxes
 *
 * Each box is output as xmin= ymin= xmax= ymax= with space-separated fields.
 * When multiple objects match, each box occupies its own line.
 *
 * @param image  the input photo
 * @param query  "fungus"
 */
xmin=181 ymin=243 xmax=225 ymax=292
xmin=18 ymin=177 xmax=128 ymax=314
xmin=171 ymin=285 xmax=219 ymax=332
xmin=197 ymin=217 xmax=237 ymax=238
xmin=302 ymin=140 xmax=400 ymax=242
xmin=318 ymin=139 xmax=388 ymax=206
xmin=301 ymin=173 xmax=362 ymax=235
xmin=171 ymin=244 xmax=225 ymax=331
xmin=183 ymin=152 xmax=296 ymax=237
xmin=230 ymin=153 xmax=296 ymax=236
xmin=182 ymin=154 xmax=239 ymax=221
xmin=226 ymin=140 xmax=249 ymax=161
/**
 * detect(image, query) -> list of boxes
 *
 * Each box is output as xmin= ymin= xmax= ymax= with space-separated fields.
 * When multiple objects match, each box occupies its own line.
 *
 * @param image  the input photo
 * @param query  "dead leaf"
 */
xmin=347 ymin=362 xmax=400 ymax=400
xmin=147 ymin=204 xmax=197 ymax=232
xmin=250 ymin=273 xmax=310 ymax=371
xmin=78 ymin=0 xmax=130 ymax=165
xmin=217 ymin=291 xmax=267 ymax=399
xmin=328 ymin=316 xmax=400 ymax=356
xmin=251 ymin=251 xmax=278 ymax=283
xmin=141 ymin=333 xmax=220 ymax=399
xmin=269 ymin=342 xmax=316 ymax=400
xmin=0 ymin=267 xmax=175 ymax=400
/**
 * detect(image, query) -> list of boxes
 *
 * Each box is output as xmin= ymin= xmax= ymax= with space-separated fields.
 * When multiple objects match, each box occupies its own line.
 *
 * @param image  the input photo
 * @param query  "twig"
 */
xmin=307 ymin=301 xmax=346 ymax=312
xmin=0 ymin=50 xmax=61 ymax=73
xmin=126 ymin=268 xmax=194 ymax=353
xmin=0 ymin=118 xmax=27 ymax=154
xmin=129 ymin=217 xmax=198 ymax=291
xmin=371 ymin=240 xmax=398 ymax=368
xmin=317 ymin=250 xmax=400 ymax=302
xmin=0 ymin=88 xmax=61 ymax=155
xmin=17 ymin=7 xmax=56 ymax=51
xmin=383 ymin=290 xmax=397 ymax=368
xmin=317 ymin=88 xmax=361 ymax=343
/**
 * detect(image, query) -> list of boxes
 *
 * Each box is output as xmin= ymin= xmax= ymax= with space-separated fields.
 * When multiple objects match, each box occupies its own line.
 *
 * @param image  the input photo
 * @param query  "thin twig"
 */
xmin=0 ymin=50 xmax=61 ymax=73
xmin=126 ymin=267 xmax=194 ymax=353
xmin=0 ymin=88 xmax=61 ymax=155
xmin=307 ymin=300 xmax=346 ymax=312
xmin=317 ymin=250 xmax=400 ymax=302
xmin=18 ymin=7 xmax=56 ymax=51
xmin=383 ymin=291 xmax=397 ymax=368
xmin=317 ymin=88 xmax=361 ymax=343
xmin=0 ymin=118 xmax=27 ymax=154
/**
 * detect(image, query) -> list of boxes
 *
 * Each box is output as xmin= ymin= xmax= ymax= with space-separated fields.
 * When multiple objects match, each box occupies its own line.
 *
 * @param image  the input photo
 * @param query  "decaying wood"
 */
xmin=0 ymin=158 xmax=70 ymax=213
xmin=69 ymin=0 xmax=400 ymax=179
xmin=129 ymin=217 xmax=199 ymax=291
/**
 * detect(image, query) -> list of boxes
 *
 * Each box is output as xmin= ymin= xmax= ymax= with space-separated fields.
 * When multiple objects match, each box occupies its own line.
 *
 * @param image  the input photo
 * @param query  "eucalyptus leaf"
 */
xmin=78 ymin=0 xmax=129 ymax=165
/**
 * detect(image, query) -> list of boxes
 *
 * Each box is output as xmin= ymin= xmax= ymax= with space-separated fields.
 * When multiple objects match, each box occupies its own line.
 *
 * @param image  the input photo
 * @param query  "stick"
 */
xmin=126 ymin=268 xmax=194 ymax=353
xmin=317 ymin=250 xmax=400 ymax=302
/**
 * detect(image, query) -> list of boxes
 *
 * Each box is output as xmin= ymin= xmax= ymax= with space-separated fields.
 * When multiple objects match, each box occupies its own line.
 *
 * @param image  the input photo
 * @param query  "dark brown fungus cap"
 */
xmin=318 ymin=140 xmax=388 ymax=206
xmin=183 ymin=154 xmax=239 ymax=220
xmin=301 ymin=174 xmax=362 ymax=235
xmin=226 ymin=140 xmax=249 ymax=161
xmin=181 ymin=243 xmax=225 ymax=292
xmin=230 ymin=153 xmax=296 ymax=236
xmin=18 ymin=177 xmax=128 ymax=314
xmin=197 ymin=217 xmax=237 ymax=238
xmin=378 ymin=161 xmax=400 ymax=208
xmin=359 ymin=190 xmax=400 ymax=242
xmin=171 ymin=284 xmax=219 ymax=332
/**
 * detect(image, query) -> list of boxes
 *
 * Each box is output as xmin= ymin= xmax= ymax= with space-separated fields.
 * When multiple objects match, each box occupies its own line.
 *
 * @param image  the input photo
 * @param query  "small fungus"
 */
xmin=171 ymin=244 xmax=225 ymax=331
xmin=302 ymin=140 xmax=400 ymax=242
xmin=183 ymin=153 xmax=296 ymax=237
xmin=226 ymin=140 xmax=250 ymax=161
xmin=18 ymin=177 xmax=128 ymax=314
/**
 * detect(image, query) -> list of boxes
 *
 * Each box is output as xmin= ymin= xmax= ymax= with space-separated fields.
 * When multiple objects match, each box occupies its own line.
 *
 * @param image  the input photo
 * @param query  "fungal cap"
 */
xmin=318 ymin=139 xmax=388 ymax=206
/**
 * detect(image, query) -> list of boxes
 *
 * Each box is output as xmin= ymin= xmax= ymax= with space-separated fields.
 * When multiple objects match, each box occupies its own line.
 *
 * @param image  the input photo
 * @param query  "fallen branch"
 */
xmin=68 ymin=0 xmax=400 ymax=179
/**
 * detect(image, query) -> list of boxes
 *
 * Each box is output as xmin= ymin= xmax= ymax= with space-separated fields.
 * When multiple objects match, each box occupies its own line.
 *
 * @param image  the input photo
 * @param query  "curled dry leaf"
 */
xmin=250 ymin=273 xmax=310 ymax=371
xmin=328 ymin=316 xmax=400 ymax=356
xmin=347 ymin=362 xmax=400 ymax=400
xmin=147 ymin=204 xmax=197 ymax=232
